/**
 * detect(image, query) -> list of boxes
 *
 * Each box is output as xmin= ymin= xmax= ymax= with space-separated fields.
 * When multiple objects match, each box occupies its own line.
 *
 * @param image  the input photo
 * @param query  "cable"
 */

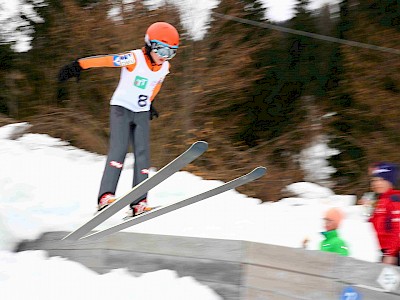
xmin=212 ymin=12 xmax=400 ymax=55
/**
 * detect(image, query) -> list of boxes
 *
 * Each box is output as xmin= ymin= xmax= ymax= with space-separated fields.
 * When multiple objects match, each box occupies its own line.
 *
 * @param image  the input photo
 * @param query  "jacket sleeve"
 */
xmin=385 ymin=194 xmax=400 ymax=257
xmin=150 ymin=81 xmax=163 ymax=101
xmin=78 ymin=52 xmax=137 ymax=70
xmin=150 ymin=63 xmax=170 ymax=101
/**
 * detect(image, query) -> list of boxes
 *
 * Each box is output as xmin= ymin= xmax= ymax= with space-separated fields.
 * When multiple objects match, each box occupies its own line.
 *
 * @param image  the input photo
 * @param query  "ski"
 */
xmin=63 ymin=141 xmax=208 ymax=241
xmin=80 ymin=166 xmax=267 ymax=241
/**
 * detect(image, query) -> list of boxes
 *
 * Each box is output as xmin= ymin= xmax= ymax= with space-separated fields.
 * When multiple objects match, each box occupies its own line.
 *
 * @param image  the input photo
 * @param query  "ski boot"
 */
xmin=98 ymin=193 xmax=116 ymax=211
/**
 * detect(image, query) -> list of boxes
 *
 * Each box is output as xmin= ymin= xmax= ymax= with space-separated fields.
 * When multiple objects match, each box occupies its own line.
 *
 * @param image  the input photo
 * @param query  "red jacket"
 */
xmin=369 ymin=189 xmax=400 ymax=256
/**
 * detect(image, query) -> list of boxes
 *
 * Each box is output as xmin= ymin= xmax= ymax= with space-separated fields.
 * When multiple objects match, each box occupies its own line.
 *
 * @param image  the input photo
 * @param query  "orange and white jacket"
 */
xmin=78 ymin=48 xmax=169 ymax=112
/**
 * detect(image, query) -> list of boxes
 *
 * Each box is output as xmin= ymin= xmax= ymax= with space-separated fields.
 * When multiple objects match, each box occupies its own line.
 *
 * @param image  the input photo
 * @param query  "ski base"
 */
xmin=80 ymin=166 xmax=266 ymax=241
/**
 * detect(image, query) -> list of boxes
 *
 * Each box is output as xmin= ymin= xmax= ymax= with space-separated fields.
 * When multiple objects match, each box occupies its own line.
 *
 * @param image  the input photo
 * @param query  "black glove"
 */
xmin=58 ymin=60 xmax=82 ymax=82
xmin=150 ymin=103 xmax=159 ymax=120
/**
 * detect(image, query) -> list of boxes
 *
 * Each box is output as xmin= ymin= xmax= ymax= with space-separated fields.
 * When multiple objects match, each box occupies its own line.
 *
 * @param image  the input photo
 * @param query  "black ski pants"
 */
xmin=98 ymin=105 xmax=150 ymax=206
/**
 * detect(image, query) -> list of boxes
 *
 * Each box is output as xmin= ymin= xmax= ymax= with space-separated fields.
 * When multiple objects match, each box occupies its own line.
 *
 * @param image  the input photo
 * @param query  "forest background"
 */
xmin=1 ymin=0 xmax=399 ymax=201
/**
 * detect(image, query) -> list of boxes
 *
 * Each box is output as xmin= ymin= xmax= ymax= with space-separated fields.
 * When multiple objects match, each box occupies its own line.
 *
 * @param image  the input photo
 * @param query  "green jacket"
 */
xmin=320 ymin=230 xmax=349 ymax=256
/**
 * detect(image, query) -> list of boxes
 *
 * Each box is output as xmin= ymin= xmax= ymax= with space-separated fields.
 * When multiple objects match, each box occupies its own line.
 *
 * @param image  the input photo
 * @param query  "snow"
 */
xmin=0 ymin=123 xmax=381 ymax=299
xmin=0 ymin=250 xmax=219 ymax=300
xmin=299 ymin=135 xmax=340 ymax=187
xmin=285 ymin=181 xmax=334 ymax=199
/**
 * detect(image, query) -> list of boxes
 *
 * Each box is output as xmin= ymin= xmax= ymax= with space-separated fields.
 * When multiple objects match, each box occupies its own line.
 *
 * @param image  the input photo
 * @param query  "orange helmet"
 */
xmin=144 ymin=22 xmax=179 ymax=48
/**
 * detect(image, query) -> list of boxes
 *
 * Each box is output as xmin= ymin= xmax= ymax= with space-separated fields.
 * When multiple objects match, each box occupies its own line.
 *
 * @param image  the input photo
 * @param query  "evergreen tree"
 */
xmin=200 ymin=0 xmax=272 ymax=144
xmin=288 ymin=0 xmax=319 ymax=94
xmin=239 ymin=0 xmax=321 ymax=146
xmin=324 ymin=0 xmax=353 ymax=98
xmin=0 ymin=44 xmax=15 ymax=115
xmin=361 ymin=0 xmax=400 ymax=30
xmin=323 ymin=0 xmax=362 ymax=189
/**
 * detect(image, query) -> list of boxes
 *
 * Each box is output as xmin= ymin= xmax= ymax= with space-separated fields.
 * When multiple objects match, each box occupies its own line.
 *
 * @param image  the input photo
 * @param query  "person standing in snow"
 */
xmin=320 ymin=207 xmax=349 ymax=256
xmin=57 ymin=22 xmax=179 ymax=216
xmin=368 ymin=162 xmax=400 ymax=265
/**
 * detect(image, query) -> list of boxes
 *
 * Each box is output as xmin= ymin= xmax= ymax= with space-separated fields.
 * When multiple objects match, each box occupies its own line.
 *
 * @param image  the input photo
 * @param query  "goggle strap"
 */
xmin=150 ymin=39 xmax=179 ymax=49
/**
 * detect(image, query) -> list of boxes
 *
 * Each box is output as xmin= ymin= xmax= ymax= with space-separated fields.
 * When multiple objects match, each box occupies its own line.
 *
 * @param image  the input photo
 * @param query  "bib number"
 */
xmin=138 ymin=95 xmax=148 ymax=107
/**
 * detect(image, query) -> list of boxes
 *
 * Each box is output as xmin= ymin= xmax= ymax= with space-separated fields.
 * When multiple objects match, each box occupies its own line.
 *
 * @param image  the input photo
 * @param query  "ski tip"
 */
xmin=192 ymin=141 xmax=208 ymax=152
xmin=252 ymin=166 xmax=267 ymax=178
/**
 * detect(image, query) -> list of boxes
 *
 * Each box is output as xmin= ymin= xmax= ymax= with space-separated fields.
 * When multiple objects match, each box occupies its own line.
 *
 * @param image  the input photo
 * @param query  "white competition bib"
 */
xmin=110 ymin=49 xmax=169 ymax=112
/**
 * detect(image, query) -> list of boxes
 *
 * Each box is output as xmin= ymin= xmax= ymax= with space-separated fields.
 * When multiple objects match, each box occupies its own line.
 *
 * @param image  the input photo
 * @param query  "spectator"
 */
xmin=368 ymin=162 xmax=400 ymax=265
xmin=320 ymin=207 xmax=349 ymax=256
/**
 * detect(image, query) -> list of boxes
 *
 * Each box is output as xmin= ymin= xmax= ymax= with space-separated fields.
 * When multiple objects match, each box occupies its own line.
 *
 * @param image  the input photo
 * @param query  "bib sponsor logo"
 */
xmin=113 ymin=53 xmax=135 ymax=66
xmin=134 ymin=76 xmax=148 ymax=89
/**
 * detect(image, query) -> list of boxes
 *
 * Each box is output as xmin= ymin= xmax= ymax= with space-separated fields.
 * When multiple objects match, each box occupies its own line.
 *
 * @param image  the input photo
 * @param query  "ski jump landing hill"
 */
xmin=17 ymin=231 xmax=400 ymax=300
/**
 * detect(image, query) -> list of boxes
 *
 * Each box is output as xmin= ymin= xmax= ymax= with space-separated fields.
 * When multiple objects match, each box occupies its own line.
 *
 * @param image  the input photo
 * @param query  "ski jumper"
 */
xmin=78 ymin=49 xmax=170 ymax=204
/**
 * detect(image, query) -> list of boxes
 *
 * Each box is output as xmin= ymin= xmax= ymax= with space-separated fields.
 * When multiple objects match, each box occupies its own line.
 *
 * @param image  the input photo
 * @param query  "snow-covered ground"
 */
xmin=0 ymin=123 xmax=381 ymax=300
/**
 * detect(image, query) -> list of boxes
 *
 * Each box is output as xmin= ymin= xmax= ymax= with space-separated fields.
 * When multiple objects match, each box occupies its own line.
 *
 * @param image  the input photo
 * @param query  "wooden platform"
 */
xmin=17 ymin=231 xmax=400 ymax=299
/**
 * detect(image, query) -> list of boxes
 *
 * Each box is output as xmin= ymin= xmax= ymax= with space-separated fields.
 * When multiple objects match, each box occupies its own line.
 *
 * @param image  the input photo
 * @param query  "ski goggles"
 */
xmin=150 ymin=40 xmax=178 ymax=60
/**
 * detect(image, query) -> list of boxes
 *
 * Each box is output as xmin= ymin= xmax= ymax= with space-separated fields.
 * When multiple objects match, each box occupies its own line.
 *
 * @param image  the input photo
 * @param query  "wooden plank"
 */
xmin=243 ymin=264 xmax=341 ymax=300
xmin=104 ymin=249 xmax=242 ymax=285
xmin=102 ymin=232 xmax=245 ymax=261
xmin=242 ymin=287 xmax=304 ymax=300
xmin=45 ymin=249 xmax=107 ymax=270
xmin=333 ymin=255 xmax=400 ymax=295
xmin=243 ymin=241 xmax=337 ymax=278
xmin=18 ymin=231 xmax=245 ymax=262
xmin=353 ymin=285 xmax=400 ymax=300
